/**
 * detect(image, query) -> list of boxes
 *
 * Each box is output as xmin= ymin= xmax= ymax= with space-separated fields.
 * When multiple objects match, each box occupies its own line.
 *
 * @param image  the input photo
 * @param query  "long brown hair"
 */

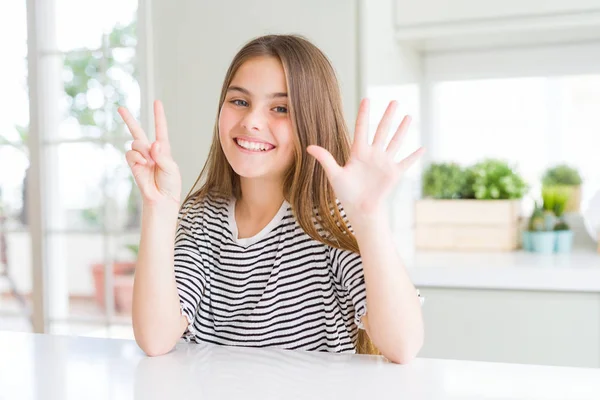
xmin=182 ymin=34 xmax=378 ymax=356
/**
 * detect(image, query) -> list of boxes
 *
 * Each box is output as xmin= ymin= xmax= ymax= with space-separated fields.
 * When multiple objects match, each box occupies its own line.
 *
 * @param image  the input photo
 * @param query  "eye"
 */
xmin=273 ymin=106 xmax=288 ymax=114
xmin=230 ymin=99 xmax=248 ymax=107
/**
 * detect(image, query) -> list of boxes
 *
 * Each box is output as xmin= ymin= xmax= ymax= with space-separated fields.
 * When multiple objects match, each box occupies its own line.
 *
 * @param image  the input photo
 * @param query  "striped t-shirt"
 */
xmin=174 ymin=195 xmax=367 ymax=353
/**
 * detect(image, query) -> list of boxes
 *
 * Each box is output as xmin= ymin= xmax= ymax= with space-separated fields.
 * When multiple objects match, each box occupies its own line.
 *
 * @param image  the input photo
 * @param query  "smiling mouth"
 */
xmin=234 ymin=138 xmax=275 ymax=152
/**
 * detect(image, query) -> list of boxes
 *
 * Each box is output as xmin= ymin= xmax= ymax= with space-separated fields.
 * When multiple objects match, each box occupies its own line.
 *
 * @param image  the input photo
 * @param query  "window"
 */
xmin=1 ymin=0 xmax=141 ymax=338
xmin=431 ymin=75 xmax=600 ymax=211
xmin=0 ymin=0 xmax=32 ymax=331
xmin=45 ymin=0 xmax=140 ymax=336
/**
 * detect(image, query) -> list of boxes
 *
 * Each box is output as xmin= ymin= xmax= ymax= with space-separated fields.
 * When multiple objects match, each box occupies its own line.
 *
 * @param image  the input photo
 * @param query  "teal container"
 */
xmin=555 ymin=230 xmax=574 ymax=253
xmin=522 ymin=231 xmax=532 ymax=251
xmin=543 ymin=212 xmax=556 ymax=231
xmin=530 ymin=232 xmax=556 ymax=254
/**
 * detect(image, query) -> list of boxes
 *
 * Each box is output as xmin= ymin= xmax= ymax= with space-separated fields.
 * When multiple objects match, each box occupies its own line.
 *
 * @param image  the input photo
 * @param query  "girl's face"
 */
xmin=219 ymin=56 xmax=295 ymax=182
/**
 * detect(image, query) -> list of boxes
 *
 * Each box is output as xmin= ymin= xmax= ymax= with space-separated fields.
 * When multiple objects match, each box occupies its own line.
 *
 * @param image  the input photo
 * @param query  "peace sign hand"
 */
xmin=119 ymin=100 xmax=182 ymax=207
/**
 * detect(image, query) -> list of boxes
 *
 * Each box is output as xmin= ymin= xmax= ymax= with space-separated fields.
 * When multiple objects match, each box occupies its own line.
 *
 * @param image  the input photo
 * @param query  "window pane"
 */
xmin=58 ymin=48 xmax=139 ymax=140
xmin=0 ymin=146 xmax=29 ymax=229
xmin=46 ymin=233 xmax=105 ymax=320
xmin=54 ymin=0 xmax=138 ymax=51
xmin=0 ymin=229 xmax=33 ymax=328
xmin=432 ymin=75 xmax=600 ymax=212
xmin=46 ymin=232 xmax=138 ymax=322
xmin=0 ymin=0 xmax=31 ymax=330
xmin=561 ymin=75 xmax=600 ymax=211
xmin=45 ymin=142 xmax=136 ymax=231
xmin=433 ymin=77 xmax=547 ymax=186
xmin=0 ymin=1 xmax=29 ymax=146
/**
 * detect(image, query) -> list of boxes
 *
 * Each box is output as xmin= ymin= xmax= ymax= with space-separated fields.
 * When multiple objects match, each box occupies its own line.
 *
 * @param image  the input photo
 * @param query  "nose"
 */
xmin=240 ymin=106 xmax=266 ymax=132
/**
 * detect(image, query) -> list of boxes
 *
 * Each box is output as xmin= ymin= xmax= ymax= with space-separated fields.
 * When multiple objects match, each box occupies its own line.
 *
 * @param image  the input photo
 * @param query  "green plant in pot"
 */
xmin=524 ymin=201 xmax=555 ymax=254
xmin=551 ymin=189 xmax=574 ymax=253
xmin=541 ymin=186 xmax=559 ymax=231
xmin=422 ymin=162 xmax=466 ymax=199
xmin=542 ymin=164 xmax=582 ymax=212
xmin=464 ymin=159 xmax=528 ymax=200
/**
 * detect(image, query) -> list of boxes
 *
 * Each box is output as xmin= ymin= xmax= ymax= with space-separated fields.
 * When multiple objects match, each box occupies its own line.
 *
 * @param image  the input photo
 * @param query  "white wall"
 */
xmin=360 ymin=0 xmax=422 ymax=87
xmin=148 ymin=0 xmax=362 ymax=198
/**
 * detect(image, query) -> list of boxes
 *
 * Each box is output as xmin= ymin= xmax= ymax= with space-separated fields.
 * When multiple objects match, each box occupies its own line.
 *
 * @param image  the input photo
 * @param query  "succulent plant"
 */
xmin=554 ymin=219 xmax=570 ymax=231
xmin=528 ymin=201 xmax=547 ymax=232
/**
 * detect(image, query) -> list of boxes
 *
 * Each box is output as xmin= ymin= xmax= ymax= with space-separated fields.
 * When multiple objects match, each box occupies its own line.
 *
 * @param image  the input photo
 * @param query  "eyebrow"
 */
xmin=227 ymin=85 xmax=287 ymax=99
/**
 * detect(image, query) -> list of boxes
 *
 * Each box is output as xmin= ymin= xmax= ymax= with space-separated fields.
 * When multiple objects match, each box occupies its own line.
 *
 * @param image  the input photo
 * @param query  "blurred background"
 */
xmin=1 ymin=0 xmax=600 ymax=368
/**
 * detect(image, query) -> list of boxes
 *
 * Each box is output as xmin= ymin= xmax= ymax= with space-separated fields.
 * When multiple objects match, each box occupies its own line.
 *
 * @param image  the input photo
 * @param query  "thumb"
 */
xmin=151 ymin=142 xmax=177 ymax=174
xmin=306 ymin=145 xmax=342 ymax=181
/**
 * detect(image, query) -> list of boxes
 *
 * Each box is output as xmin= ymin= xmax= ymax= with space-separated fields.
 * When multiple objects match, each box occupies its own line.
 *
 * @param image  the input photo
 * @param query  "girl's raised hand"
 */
xmin=119 ymin=100 xmax=182 ymax=207
xmin=307 ymin=99 xmax=425 ymax=225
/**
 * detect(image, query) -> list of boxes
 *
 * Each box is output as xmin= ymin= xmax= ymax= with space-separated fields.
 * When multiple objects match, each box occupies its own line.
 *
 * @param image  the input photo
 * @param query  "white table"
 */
xmin=1 ymin=332 xmax=600 ymax=400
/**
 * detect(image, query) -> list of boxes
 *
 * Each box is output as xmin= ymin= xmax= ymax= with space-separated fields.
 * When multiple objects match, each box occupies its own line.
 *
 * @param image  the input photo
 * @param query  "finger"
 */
xmin=352 ymin=98 xmax=370 ymax=150
xmin=386 ymin=115 xmax=412 ymax=156
xmin=306 ymin=145 xmax=342 ymax=181
xmin=154 ymin=100 xmax=171 ymax=153
xmin=131 ymin=140 xmax=154 ymax=164
xmin=396 ymin=146 xmax=426 ymax=173
xmin=118 ymin=107 xmax=149 ymax=142
xmin=372 ymin=101 xmax=398 ymax=149
xmin=150 ymin=141 xmax=178 ymax=175
xmin=126 ymin=150 xmax=148 ymax=169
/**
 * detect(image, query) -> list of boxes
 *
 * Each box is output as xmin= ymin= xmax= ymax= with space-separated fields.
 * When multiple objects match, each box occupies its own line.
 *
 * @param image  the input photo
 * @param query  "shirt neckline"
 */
xmin=227 ymin=198 xmax=289 ymax=247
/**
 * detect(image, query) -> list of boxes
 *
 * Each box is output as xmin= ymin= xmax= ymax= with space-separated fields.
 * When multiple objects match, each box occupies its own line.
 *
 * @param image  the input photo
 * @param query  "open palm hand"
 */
xmin=307 ymin=99 xmax=424 ymax=224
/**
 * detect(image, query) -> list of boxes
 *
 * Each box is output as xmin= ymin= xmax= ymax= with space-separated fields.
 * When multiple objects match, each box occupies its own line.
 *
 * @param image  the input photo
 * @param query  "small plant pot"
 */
xmin=91 ymin=262 xmax=135 ymax=310
xmin=114 ymin=274 xmax=135 ymax=314
xmin=555 ymin=230 xmax=574 ymax=253
xmin=522 ymin=231 xmax=533 ymax=251
xmin=530 ymin=231 xmax=556 ymax=254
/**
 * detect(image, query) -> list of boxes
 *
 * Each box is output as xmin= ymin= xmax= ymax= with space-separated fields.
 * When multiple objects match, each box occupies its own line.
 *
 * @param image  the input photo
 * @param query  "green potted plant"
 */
xmin=542 ymin=164 xmax=582 ymax=212
xmin=552 ymin=189 xmax=574 ymax=253
xmin=524 ymin=201 xmax=555 ymax=253
xmin=466 ymin=159 xmax=529 ymax=200
xmin=416 ymin=159 xmax=528 ymax=251
xmin=524 ymin=187 xmax=573 ymax=254
xmin=421 ymin=162 xmax=466 ymax=199
xmin=92 ymin=243 xmax=137 ymax=313
xmin=541 ymin=186 xmax=559 ymax=231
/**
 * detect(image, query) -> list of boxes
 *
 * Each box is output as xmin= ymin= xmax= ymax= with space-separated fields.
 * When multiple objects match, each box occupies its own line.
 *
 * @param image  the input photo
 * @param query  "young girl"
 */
xmin=119 ymin=34 xmax=424 ymax=364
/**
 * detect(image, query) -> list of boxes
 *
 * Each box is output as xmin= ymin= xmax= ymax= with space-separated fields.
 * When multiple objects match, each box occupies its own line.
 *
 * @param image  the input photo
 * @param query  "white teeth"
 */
xmin=236 ymin=139 xmax=271 ymax=152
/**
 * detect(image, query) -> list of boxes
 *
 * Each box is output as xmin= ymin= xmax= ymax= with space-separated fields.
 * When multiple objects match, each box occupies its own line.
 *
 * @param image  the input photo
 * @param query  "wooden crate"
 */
xmin=415 ymin=199 xmax=521 ymax=251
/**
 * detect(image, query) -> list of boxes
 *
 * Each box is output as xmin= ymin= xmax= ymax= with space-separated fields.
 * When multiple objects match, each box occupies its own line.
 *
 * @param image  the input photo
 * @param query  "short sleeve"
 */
xmin=329 ymin=246 xmax=368 ymax=330
xmin=174 ymin=199 xmax=206 ymax=340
